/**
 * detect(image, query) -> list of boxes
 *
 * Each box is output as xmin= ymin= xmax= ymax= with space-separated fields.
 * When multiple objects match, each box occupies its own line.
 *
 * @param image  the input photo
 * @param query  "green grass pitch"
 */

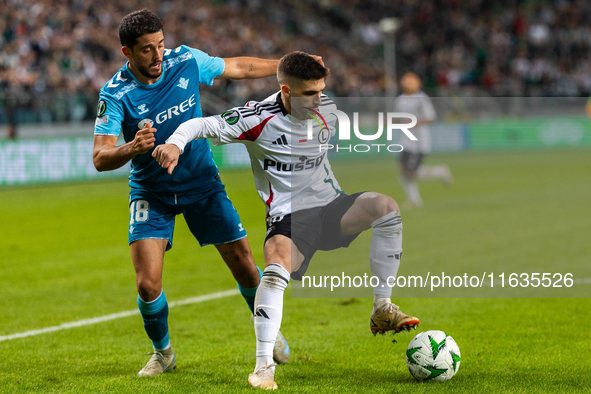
xmin=1 ymin=148 xmax=590 ymax=393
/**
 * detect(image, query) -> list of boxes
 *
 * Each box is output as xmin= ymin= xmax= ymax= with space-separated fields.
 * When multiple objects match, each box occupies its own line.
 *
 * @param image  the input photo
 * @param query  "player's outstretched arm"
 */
xmin=153 ymin=108 xmax=260 ymax=174
xmin=93 ymin=123 xmax=156 ymax=171
xmin=152 ymin=116 xmax=227 ymax=174
xmin=219 ymin=56 xmax=323 ymax=79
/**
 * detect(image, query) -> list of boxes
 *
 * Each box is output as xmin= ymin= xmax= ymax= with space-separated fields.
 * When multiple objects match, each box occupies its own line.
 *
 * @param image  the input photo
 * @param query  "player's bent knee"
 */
xmin=367 ymin=194 xmax=399 ymax=221
xmin=381 ymin=195 xmax=399 ymax=214
xmin=136 ymin=277 xmax=162 ymax=301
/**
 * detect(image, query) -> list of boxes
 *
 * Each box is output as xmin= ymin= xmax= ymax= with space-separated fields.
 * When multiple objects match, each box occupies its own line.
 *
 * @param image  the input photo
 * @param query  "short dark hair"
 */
xmin=277 ymin=51 xmax=330 ymax=85
xmin=119 ymin=9 xmax=163 ymax=49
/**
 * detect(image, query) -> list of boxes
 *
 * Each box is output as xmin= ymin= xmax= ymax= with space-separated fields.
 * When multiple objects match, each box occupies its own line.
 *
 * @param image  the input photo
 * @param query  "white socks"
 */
xmin=400 ymin=174 xmax=423 ymax=206
xmin=254 ymin=263 xmax=290 ymax=371
xmin=369 ymin=211 xmax=403 ymax=313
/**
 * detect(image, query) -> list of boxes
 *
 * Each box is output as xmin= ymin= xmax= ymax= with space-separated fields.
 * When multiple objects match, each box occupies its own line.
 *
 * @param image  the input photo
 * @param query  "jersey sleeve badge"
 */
xmin=97 ymin=100 xmax=107 ymax=117
xmin=222 ymin=110 xmax=241 ymax=125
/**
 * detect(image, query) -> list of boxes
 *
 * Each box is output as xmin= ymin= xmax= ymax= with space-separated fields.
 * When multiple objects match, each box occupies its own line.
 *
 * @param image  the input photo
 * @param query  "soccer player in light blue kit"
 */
xmin=92 ymin=9 xmax=293 ymax=376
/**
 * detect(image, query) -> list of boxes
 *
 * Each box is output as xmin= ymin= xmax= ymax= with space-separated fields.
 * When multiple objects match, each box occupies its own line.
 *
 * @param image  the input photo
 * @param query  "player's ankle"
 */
xmin=373 ymin=297 xmax=392 ymax=313
xmin=155 ymin=343 xmax=172 ymax=354
xmin=255 ymin=356 xmax=275 ymax=371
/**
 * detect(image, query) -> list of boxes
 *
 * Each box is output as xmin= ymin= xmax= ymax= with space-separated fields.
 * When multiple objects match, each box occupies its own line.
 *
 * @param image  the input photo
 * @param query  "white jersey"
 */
xmin=167 ymin=92 xmax=344 ymax=220
xmin=394 ymin=90 xmax=436 ymax=154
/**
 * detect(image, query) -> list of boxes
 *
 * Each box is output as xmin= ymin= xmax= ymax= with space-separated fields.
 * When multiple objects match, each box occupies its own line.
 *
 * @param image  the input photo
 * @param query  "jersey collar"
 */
xmin=124 ymin=62 xmax=166 ymax=89
xmin=276 ymin=92 xmax=289 ymax=116
xmin=277 ymin=91 xmax=313 ymax=124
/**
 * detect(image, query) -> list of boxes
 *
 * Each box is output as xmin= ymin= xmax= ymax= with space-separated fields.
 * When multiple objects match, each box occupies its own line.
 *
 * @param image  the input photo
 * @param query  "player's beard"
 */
xmin=137 ymin=61 xmax=163 ymax=80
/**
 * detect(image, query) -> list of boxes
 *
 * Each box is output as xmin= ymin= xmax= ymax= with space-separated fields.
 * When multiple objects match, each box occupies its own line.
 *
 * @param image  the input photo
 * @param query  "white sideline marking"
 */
xmin=0 ymin=289 xmax=240 ymax=343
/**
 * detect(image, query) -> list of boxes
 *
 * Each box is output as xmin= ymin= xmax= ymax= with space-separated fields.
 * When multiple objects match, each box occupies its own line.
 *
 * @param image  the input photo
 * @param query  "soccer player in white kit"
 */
xmin=153 ymin=52 xmax=420 ymax=389
xmin=396 ymin=72 xmax=452 ymax=208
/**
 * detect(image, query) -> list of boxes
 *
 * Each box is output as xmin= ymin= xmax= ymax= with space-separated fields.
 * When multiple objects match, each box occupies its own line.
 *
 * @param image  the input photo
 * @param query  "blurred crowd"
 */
xmin=387 ymin=0 xmax=591 ymax=97
xmin=1 ymin=0 xmax=591 ymax=127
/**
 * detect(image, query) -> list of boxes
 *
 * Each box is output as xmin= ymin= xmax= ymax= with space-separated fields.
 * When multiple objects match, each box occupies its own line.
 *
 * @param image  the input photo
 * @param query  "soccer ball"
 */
xmin=406 ymin=330 xmax=461 ymax=382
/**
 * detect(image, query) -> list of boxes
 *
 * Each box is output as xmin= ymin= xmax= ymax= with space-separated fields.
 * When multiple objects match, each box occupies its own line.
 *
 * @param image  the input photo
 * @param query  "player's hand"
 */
xmin=132 ymin=122 xmax=157 ymax=154
xmin=311 ymin=55 xmax=324 ymax=67
xmin=152 ymin=144 xmax=180 ymax=175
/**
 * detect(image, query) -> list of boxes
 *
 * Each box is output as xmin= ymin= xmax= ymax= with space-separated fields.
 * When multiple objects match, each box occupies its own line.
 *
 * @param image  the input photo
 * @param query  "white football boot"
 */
xmin=137 ymin=347 xmax=176 ymax=376
xmin=248 ymin=363 xmax=278 ymax=390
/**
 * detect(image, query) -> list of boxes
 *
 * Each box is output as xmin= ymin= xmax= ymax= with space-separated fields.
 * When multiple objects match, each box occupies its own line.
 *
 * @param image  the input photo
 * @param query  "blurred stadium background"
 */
xmin=1 ymin=0 xmax=591 ymax=185
xmin=1 ymin=2 xmax=591 ymax=392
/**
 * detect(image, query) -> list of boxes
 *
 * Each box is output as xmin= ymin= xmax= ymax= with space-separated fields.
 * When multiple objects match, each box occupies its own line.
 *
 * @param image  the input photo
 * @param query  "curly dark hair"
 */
xmin=119 ymin=9 xmax=163 ymax=49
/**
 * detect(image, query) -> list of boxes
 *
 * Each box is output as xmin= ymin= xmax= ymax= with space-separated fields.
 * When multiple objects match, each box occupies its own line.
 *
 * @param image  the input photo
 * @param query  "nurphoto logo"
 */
xmin=308 ymin=110 xmax=418 ymax=153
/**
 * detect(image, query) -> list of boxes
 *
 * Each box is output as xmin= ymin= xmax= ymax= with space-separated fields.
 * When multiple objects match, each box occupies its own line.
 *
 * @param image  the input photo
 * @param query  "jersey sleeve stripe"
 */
xmin=242 ymin=105 xmax=280 ymax=118
xmin=239 ymin=102 xmax=278 ymax=113
xmin=237 ymin=115 xmax=276 ymax=142
xmin=253 ymin=101 xmax=279 ymax=108
xmin=252 ymin=103 xmax=280 ymax=111
xmin=237 ymin=107 xmax=255 ymax=115
xmin=239 ymin=102 xmax=279 ymax=110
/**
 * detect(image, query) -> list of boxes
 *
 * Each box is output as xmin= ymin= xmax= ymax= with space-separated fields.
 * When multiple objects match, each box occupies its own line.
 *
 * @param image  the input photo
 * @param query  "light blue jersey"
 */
xmin=94 ymin=45 xmax=225 ymax=194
